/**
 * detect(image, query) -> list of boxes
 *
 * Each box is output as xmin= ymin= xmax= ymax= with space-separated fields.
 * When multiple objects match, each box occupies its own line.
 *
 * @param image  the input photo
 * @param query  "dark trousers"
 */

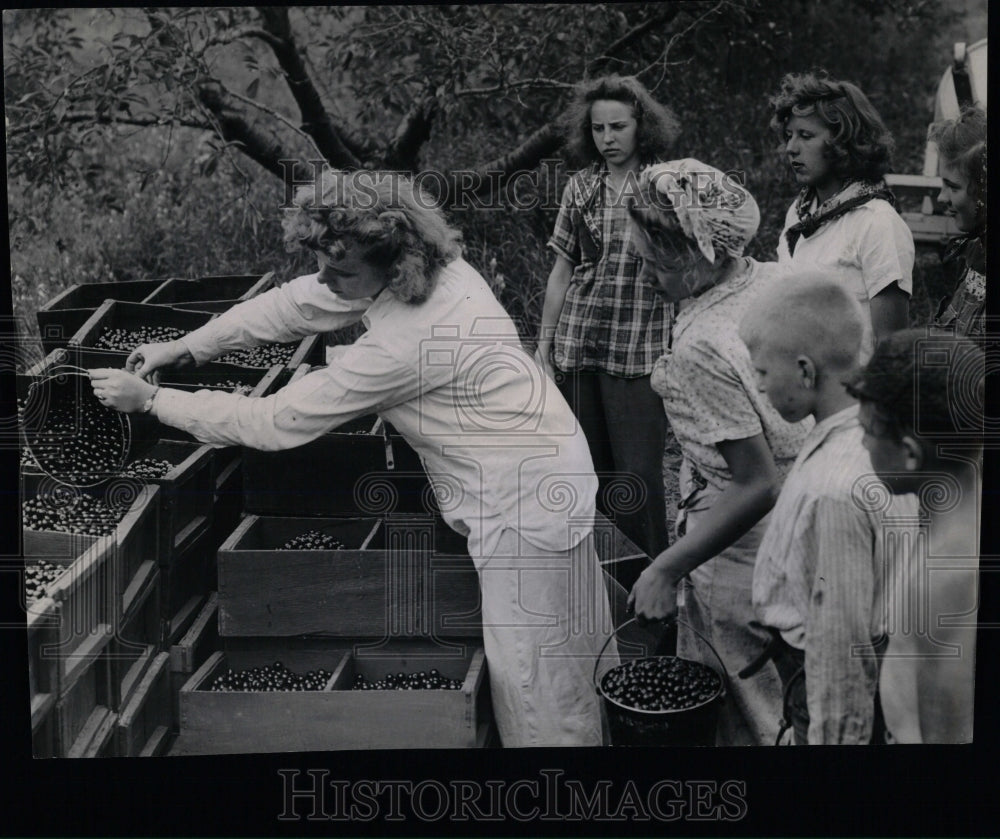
xmin=556 ymin=369 xmax=670 ymax=563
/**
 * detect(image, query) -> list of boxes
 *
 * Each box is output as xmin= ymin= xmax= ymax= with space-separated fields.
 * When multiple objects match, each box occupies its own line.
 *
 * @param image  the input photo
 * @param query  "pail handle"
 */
xmin=593 ymin=616 xmax=729 ymax=695
xmin=23 ymin=366 xmax=133 ymax=488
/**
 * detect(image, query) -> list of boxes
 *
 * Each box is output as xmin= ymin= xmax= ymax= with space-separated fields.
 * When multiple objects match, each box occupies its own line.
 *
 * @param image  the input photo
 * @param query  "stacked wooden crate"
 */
xmin=172 ymin=513 xmax=490 ymax=753
xmin=21 ymin=473 xmax=163 ymax=757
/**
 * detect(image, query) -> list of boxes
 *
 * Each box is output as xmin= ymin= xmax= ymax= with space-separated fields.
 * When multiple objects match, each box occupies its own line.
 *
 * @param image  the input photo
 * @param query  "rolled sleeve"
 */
xmin=153 ymin=336 xmax=417 ymax=450
xmin=857 ymin=204 xmax=915 ymax=299
xmin=180 ymin=272 xmax=369 ymax=364
xmin=804 ymin=497 xmax=880 ymax=745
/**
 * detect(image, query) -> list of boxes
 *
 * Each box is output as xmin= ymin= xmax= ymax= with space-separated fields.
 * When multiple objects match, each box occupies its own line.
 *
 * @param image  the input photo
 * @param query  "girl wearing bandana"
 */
xmin=927 ymin=105 xmax=987 ymax=339
xmin=770 ymin=72 xmax=914 ymax=363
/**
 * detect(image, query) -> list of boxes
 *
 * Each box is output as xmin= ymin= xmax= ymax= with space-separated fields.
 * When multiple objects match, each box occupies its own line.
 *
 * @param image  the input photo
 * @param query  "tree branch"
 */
xmin=222 ymin=86 xmax=327 ymax=162
xmin=197 ymin=80 xmax=312 ymax=181
xmin=205 ymin=25 xmax=283 ymax=50
xmin=384 ymin=93 xmax=438 ymax=171
xmin=6 ymin=110 xmax=212 ymax=136
xmin=454 ymin=77 xmax=574 ymax=98
xmin=437 ymin=123 xmax=562 ymax=208
xmin=586 ymin=6 xmax=684 ymax=76
xmin=256 ymin=6 xmax=361 ymax=169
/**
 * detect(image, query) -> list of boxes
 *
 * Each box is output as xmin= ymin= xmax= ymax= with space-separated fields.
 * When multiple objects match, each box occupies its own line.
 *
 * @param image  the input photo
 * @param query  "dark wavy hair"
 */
xmin=928 ymin=105 xmax=987 ymax=203
xmin=845 ymin=329 xmax=984 ymax=443
xmin=769 ymin=71 xmax=894 ymax=182
xmin=281 ymin=170 xmax=462 ymax=304
xmin=561 ymin=74 xmax=680 ymax=167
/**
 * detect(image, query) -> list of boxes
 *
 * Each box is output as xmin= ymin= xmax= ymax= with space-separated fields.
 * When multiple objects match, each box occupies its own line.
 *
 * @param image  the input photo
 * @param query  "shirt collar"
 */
xmin=672 ymin=258 xmax=756 ymax=344
xmin=796 ymin=402 xmax=860 ymax=464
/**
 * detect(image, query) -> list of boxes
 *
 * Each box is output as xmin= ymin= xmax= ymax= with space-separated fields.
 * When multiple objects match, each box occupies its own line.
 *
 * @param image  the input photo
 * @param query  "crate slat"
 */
xmin=117 ymin=651 xmax=171 ymax=757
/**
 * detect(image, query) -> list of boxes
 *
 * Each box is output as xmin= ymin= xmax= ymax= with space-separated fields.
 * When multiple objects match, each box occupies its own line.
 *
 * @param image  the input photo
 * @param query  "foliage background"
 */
xmin=4 ymin=2 xmax=988 ymax=360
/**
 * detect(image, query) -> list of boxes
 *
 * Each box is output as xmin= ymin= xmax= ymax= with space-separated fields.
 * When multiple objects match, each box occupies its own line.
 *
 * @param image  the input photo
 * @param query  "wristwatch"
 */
xmin=141 ymin=386 xmax=160 ymax=414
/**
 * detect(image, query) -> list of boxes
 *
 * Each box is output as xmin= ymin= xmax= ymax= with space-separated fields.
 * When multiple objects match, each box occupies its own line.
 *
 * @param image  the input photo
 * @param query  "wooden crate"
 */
xmin=68 ymin=299 xmax=218 ymax=358
xmin=160 ymin=527 xmax=214 ymax=650
xmin=27 ymin=596 xmax=60 ymax=741
xmin=173 ymin=640 xmax=490 ymax=754
xmin=53 ymin=626 xmax=114 ymax=757
xmin=122 ymin=439 xmax=215 ymax=565
xmin=64 ymin=706 xmax=117 ymax=758
xmin=142 ymin=273 xmax=274 ymax=305
xmin=215 ymin=334 xmax=322 ymax=372
xmin=216 ymin=514 xmax=481 ymax=639
xmin=35 ymin=279 xmax=169 ymax=354
xmin=23 ymin=523 xmax=114 ymax=690
xmin=241 ymin=408 xmax=434 ymax=517
xmin=156 ymin=361 xmax=284 ymax=396
xmin=169 ymin=593 xmax=219 ymax=731
xmin=31 ymin=695 xmax=57 ymax=758
xmin=210 ymin=455 xmax=243 ymax=552
xmin=116 ymin=651 xmax=172 ymax=757
xmin=111 ymin=560 xmax=163 ymax=712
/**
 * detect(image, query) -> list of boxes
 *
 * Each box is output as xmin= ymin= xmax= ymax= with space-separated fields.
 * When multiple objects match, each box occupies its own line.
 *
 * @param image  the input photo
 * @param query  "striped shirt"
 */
xmin=547 ymin=164 xmax=673 ymax=376
xmin=753 ymin=404 xmax=919 ymax=744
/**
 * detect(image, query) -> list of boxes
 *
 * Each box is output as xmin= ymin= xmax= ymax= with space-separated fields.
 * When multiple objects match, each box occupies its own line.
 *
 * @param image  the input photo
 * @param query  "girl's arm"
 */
xmin=534 ymin=255 xmax=574 ymax=379
xmin=869 ymin=282 xmax=910 ymax=345
xmin=628 ymin=433 xmax=780 ymax=622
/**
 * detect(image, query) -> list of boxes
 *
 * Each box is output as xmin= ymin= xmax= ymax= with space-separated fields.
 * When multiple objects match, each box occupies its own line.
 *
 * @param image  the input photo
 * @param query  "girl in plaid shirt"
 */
xmin=536 ymin=75 xmax=679 ymax=563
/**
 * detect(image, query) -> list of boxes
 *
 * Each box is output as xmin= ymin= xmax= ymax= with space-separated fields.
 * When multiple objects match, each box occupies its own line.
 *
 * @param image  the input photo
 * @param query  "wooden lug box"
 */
xmin=35 ymin=279 xmax=169 ymax=354
xmin=210 ymin=455 xmax=243 ymax=554
xmin=53 ymin=626 xmax=116 ymax=757
xmin=68 ymin=299 xmax=218 ymax=360
xmin=134 ymin=363 xmax=290 ymax=477
xmin=214 ymin=333 xmax=322 ymax=372
xmin=22 ymin=479 xmax=161 ymax=681
xmin=174 ymin=639 xmax=490 ymax=754
xmin=27 ymin=596 xmax=61 ymax=747
xmin=142 ymin=273 xmax=274 ymax=306
xmin=168 ymin=592 xmax=219 ymax=731
xmin=240 ymin=413 xmax=387 ymax=516
xmin=241 ymin=366 xmax=434 ymax=517
xmin=160 ymin=528 xmax=214 ymax=651
xmin=111 ymin=557 xmax=163 ymax=711
xmin=121 ymin=439 xmax=216 ymax=565
xmin=217 ymin=515 xmax=481 ymax=639
xmin=116 ymin=651 xmax=173 ymax=757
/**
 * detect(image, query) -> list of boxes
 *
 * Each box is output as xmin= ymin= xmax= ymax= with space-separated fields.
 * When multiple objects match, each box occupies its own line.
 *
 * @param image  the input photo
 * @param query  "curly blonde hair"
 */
xmin=281 ymin=170 xmax=463 ymax=304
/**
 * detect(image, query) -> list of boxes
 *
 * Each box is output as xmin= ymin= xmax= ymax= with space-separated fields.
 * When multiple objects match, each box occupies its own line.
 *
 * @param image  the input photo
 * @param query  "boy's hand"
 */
xmin=627 ymin=563 xmax=680 ymax=625
xmin=88 ymin=368 xmax=158 ymax=413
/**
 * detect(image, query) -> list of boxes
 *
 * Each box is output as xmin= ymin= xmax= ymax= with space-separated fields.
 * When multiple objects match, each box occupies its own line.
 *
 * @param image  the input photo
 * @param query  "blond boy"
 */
xmin=739 ymin=273 xmax=917 ymax=744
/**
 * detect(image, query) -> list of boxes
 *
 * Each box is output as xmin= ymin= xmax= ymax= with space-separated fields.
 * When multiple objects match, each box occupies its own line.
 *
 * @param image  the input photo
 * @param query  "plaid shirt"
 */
xmin=547 ymin=164 xmax=673 ymax=376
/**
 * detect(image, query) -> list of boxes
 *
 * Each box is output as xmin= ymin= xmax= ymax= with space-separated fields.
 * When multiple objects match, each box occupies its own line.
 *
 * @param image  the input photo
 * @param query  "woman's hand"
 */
xmin=88 ymin=368 xmax=158 ymax=413
xmin=126 ymin=340 xmax=193 ymax=381
xmin=627 ymin=562 xmax=680 ymax=625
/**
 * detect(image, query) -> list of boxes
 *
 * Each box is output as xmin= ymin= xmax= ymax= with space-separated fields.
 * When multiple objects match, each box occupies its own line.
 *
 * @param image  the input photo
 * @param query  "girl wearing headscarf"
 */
xmin=626 ymin=160 xmax=812 ymax=746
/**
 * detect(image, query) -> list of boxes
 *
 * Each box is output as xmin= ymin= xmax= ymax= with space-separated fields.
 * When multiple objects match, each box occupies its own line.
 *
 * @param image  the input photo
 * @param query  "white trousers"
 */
xmin=474 ymin=529 xmax=619 ymax=747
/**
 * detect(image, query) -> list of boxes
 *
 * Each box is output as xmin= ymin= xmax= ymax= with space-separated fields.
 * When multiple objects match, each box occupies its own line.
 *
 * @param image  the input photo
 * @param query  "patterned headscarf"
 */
xmin=641 ymin=159 xmax=760 ymax=263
